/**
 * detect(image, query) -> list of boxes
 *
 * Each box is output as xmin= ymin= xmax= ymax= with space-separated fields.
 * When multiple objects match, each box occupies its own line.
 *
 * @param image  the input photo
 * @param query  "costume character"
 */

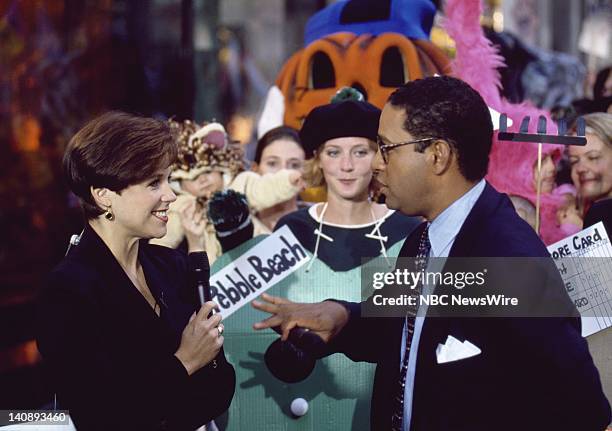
xmin=219 ymin=99 xmax=420 ymax=430
xmin=257 ymin=0 xmax=451 ymax=203
xmin=151 ymin=120 xmax=300 ymax=262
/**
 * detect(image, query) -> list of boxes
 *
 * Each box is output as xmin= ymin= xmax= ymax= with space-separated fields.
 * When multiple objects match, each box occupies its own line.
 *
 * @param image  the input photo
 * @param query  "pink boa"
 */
xmin=443 ymin=0 xmax=577 ymax=244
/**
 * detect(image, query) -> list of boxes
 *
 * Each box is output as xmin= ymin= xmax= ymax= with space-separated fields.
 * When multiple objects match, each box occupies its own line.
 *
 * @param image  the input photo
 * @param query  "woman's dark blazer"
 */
xmin=36 ymin=225 xmax=235 ymax=430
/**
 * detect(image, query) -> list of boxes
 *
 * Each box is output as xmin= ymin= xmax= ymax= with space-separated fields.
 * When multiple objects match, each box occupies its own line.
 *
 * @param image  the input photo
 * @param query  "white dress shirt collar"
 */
xmin=428 ymin=179 xmax=486 ymax=258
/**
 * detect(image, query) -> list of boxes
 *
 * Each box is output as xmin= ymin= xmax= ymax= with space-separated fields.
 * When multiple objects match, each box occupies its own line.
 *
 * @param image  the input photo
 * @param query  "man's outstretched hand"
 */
xmin=252 ymin=293 xmax=350 ymax=343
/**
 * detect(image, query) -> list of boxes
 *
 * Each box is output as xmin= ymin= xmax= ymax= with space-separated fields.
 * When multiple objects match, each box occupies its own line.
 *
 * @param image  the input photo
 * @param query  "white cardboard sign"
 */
xmin=547 ymin=222 xmax=612 ymax=337
xmin=210 ymin=225 xmax=309 ymax=318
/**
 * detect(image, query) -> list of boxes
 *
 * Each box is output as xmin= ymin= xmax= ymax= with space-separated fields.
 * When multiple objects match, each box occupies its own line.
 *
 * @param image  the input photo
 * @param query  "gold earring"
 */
xmin=104 ymin=207 xmax=114 ymax=221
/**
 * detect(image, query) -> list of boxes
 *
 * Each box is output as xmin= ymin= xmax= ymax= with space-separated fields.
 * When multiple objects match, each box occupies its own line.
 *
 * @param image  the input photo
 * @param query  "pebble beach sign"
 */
xmin=210 ymin=225 xmax=309 ymax=318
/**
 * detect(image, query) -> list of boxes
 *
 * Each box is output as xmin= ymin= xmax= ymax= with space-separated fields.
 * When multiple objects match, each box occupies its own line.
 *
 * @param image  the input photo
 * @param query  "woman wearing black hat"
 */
xmin=275 ymin=100 xmax=420 ymax=272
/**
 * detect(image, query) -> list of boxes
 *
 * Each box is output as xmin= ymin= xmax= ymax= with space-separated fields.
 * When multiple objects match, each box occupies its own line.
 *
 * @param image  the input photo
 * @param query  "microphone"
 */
xmin=188 ymin=251 xmax=211 ymax=307
xmin=208 ymin=190 xmax=254 ymax=253
xmin=64 ymin=230 xmax=84 ymax=256
xmin=264 ymin=326 xmax=327 ymax=383
xmin=188 ymin=251 xmax=221 ymax=371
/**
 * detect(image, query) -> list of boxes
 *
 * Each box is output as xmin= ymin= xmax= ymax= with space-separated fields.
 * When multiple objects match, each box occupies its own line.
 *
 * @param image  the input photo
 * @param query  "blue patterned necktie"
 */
xmin=391 ymin=223 xmax=431 ymax=431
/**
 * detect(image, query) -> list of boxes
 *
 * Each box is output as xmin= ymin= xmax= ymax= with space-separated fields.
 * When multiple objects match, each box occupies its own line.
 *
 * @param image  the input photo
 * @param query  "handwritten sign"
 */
xmin=210 ymin=225 xmax=309 ymax=318
xmin=547 ymin=222 xmax=612 ymax=337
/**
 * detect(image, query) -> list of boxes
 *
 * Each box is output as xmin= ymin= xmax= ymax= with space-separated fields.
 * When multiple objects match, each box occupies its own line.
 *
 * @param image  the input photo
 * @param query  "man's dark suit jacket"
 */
xmin=584 ymin=198 xmax=612 ymax=234
xmin=36 ymin=225 xmax=235 ymax=430
xmin=331 ymin=183 xmax=611 ymax=430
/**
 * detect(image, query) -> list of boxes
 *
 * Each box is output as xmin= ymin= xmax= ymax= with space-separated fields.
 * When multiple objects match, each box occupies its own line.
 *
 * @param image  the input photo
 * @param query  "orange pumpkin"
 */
xmin=276 ymin=32 xmax=451 ymax=130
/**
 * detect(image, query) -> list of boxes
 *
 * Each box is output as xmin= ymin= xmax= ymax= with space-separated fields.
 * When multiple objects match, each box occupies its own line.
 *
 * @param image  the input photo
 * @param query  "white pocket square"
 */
xmin=436 ymin=335 xmax=481 ymax=364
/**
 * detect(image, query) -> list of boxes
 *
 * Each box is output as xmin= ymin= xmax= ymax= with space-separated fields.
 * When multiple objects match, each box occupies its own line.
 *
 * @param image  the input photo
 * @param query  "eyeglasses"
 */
xmin=376 ymin=137 xmax=434 ymax=164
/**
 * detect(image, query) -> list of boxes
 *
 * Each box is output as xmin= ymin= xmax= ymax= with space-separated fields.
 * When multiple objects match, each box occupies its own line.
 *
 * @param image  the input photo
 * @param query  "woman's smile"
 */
xmin=151 ymin=209 xmax=169 ymax=222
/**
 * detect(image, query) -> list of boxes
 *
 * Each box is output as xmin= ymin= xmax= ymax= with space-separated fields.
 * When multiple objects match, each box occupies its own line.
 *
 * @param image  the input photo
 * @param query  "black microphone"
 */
xmin=188 ymin=251 xmax=211 ymax=307
xmin=264 ymin=326 xmax=327 ymax=383
xmin=188 ymin=251 xmax=223 ymax=371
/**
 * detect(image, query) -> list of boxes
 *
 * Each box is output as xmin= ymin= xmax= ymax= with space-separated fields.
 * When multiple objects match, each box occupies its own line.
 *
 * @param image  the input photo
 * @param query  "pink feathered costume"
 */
xmin=443 ymin=0 xmax=580 ymax=245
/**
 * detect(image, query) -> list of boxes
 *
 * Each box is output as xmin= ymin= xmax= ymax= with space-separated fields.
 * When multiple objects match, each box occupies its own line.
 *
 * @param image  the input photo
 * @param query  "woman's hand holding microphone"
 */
xmin=175 ymin=301 xmax=224 ymax=375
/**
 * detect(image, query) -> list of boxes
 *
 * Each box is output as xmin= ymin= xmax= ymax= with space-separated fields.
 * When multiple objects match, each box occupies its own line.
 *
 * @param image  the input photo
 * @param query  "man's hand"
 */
xmin=252 ymin=293 xmax=349 ymax=343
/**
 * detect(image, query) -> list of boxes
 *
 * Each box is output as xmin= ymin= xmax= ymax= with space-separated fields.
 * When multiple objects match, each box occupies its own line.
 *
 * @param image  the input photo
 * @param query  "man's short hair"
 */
xmin=388 ymin=76 xmax=493 ymax=181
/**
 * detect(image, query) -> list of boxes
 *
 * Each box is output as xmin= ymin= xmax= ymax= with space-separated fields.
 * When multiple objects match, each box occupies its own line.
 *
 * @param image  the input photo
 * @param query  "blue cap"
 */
xmin=304 ymin=0 xmax=437 ymax=46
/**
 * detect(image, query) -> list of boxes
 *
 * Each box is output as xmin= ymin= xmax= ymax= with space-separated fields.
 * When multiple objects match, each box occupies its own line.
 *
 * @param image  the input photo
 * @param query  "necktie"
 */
xmin=391 ymin=223 xmax=431 ymax=431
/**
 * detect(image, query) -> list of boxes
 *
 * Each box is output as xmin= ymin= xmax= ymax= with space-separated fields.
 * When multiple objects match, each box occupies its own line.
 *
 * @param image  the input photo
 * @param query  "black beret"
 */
xmin=299 ymin=100 xmax=381 ymax=158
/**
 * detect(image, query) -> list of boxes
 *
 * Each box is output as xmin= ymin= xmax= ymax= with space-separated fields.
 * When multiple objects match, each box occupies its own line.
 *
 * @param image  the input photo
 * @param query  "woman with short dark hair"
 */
xmin=37 ymin=111 xmax=235 ymax=430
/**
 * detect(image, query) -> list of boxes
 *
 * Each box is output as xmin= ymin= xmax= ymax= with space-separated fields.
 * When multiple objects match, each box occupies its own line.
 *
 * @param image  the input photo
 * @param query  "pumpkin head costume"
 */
xmin=257 ymin=0 xmax=451 ymax=202
xmin=258 ymin=0 xmax=451 ymax=135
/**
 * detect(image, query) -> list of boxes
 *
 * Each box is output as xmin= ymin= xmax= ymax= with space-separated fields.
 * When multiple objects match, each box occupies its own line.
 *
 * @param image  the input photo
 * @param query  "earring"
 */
xmin=104 ymin=207 xmax=114 ymax=221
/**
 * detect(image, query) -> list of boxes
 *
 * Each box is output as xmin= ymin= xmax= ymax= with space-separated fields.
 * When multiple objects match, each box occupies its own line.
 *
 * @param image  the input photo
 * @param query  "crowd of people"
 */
xmin=144 ymin=59 xmax=612 ymax=254
xmin=128 ymin=86 xmax=612 ymax=255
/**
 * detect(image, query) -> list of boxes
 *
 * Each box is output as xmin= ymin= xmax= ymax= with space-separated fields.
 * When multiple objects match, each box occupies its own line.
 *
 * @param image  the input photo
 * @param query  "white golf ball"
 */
xmin=290 ymin=398 xmax=309 ymax=416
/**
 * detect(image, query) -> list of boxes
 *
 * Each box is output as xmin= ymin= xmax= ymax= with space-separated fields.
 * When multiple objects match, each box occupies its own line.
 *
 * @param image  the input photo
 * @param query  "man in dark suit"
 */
xmin=253 ymin=76 xmax=611 ymax=430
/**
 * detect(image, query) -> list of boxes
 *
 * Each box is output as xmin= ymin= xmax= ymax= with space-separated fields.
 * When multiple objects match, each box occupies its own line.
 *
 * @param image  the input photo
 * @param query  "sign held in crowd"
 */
xmin=210 ymin=226 xmax=309 ymax=318
xmin=547 ymin=222 xmax=612 ymax=337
